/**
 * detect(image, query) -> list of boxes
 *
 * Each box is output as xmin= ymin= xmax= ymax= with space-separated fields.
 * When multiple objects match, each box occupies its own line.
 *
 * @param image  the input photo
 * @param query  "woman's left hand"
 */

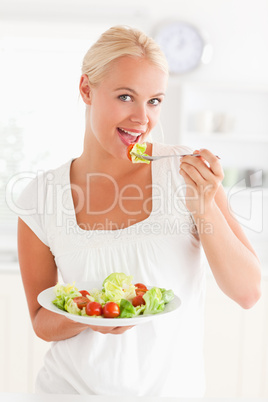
xmin=179 ymin=149 xmax=224 ymax=218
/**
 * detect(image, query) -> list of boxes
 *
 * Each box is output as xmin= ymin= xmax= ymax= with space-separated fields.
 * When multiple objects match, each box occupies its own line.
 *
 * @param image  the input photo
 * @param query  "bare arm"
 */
xmin=17 ymin=218 xmax=132 ymax=341
xmin=180 ymin=149 xmax=261 ymax=309
xmin=17 ymin=218 xmax=89 ymax=341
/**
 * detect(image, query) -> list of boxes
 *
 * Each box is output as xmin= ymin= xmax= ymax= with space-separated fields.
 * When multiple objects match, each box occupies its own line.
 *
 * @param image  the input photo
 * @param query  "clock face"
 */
xmin=154 ymin=22 xmax=205 ymax=74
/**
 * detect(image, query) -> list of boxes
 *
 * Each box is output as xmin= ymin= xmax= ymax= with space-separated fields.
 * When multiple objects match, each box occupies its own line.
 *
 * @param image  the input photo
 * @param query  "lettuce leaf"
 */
xmin=119 ymin=299 xmax=145 ymax=318
xmin=65 ymin=298 xmax=81 ymax=315
xmin=102 ymin=273 xmax=136 ymax=303
xmin=89 ymin=288 xmax=108 ymax=305
xmin=143 ymin=287 xmax=165 ymax=314
xmin=52 ymin=296 xmax=66 ymax=311
xmin=130 ymin=143 xmax=150 ymax=164
xmin=102 ymin=272 xmax=133 ymax=288
xmin=52 ymin=282 xmax=81 ymax=311
xmin=103 ymin=282 xmax=125 ymax=304
xmin=160 ymin=288 xmax=174 ymax=304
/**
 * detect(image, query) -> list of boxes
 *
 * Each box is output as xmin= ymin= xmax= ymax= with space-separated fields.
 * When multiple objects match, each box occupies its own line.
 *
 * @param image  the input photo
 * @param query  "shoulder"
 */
xmin=152 ymin=142 xmax=194 ymax=156
xmin=150 ymin=142 xmax=193 ymax=192
xmin=15 ymin=160 xmax=72 ymax=212
xmin=150 ymin=142 xmax=192 ymax=185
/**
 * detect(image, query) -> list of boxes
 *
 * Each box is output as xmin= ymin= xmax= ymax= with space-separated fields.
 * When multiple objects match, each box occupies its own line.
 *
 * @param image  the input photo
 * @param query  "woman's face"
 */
xmin=85 ymin=56 xmax=168 ymax=160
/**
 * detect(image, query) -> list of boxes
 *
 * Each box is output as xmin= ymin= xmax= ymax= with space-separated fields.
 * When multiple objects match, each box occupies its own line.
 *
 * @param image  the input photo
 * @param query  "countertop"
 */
xmin=1 ymin=394 xmax=268 ymax=402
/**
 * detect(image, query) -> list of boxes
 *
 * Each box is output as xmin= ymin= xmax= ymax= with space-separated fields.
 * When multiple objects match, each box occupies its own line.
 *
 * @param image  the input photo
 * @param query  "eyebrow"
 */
xmin=114 ymin=87 xmax=165 ymax=97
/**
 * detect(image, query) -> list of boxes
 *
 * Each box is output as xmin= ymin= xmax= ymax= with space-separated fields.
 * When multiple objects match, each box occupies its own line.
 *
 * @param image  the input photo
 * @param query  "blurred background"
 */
xmin=0 ymin=0 xmax=267 ymax=397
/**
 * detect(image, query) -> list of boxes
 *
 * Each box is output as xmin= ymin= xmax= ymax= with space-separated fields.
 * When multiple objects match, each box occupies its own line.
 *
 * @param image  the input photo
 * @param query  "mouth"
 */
xmin=117 ymin=127 xmax=144 ymax=146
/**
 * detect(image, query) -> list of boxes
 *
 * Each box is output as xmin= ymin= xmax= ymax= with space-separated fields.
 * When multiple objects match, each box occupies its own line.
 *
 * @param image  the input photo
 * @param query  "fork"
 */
xmin=131 ymin=152 xmax=220 ymax=162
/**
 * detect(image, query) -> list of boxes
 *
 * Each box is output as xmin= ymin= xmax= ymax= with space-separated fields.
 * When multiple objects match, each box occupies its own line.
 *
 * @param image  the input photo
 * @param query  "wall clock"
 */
xmin=153 ymin=21 xmax=212 ymax=74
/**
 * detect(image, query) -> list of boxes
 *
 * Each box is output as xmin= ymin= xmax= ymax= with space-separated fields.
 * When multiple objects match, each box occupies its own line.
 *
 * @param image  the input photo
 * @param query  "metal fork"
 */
xmin=131 ymin=152 xmax=201 ymax=162
xmin=131 ymin=152 xmax=220 ymax=162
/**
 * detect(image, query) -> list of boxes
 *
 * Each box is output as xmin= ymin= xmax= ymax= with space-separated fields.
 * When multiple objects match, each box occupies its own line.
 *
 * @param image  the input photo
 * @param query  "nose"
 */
xmin=130 ymin=104 xmax=149 ymax=125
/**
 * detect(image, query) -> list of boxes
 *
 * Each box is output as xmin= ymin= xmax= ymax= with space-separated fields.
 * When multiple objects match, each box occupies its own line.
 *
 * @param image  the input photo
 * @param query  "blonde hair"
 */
xmin=81 ymin=25 xmax=169 ymax=86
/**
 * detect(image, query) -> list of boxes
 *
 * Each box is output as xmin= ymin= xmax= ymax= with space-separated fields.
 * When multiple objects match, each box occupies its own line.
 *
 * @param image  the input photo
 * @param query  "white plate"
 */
xmin=37 ymin=281 xmax=181 ymax=326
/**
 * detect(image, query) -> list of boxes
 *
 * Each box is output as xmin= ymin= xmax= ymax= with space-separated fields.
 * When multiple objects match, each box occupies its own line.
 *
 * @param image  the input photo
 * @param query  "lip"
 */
xmin=117 ymin=128 xmax=144 ymax=147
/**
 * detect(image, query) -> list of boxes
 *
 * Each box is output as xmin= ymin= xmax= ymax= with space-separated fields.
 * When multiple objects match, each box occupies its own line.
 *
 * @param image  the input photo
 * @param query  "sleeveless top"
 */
xmin=17 ymin=142 xmax=206 ymax=397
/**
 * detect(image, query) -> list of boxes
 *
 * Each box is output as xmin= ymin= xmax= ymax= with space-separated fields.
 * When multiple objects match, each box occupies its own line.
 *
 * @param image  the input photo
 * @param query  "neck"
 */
xmin=72 ymin=131 xmax=150 ymax=184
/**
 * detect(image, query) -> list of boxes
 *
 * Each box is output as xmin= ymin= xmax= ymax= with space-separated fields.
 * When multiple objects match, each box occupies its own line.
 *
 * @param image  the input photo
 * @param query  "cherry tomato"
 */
xmin=73 ymin=297 xmax=89 ymax=310
xmin=132 ymin=295 xmax=145 ymax=307
xmin=134 ymin=283 xmax=148 ymax=296
xmin=103 ymin=302 xmax=120 ymax=318
xmin=127 ymin=144 xmax=134 ymax=161
xmin=86 ymin=301 xmax=102 ymax=316
xmin=134 ymin=283 xmax=148 ymax=291
xmin=79 ymin=290 xmax=90 ymax=297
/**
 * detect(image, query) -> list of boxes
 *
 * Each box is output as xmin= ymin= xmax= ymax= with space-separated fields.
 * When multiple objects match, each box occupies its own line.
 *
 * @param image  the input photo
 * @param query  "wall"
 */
xmin=1 ymin=0 xmax=268 ymax=84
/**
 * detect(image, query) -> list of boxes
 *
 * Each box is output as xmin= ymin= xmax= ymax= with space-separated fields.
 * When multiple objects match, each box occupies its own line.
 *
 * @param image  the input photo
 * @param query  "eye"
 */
xmin=149 ymin=98 xmax=162 ymax=106
xmin=119 ymin=94 xmax=132 ymax=102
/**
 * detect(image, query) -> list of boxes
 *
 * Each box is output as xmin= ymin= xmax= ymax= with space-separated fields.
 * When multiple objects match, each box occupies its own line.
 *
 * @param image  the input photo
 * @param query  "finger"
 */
xmin=180 ymin=157 xmax=210 ymax=183
xmin=111 ymin=326 xmax=134 ymax=334
xmin=180 ymin=167 xmax=195 ymax=185
xmin=89 ymin=325 xmax=117 ymax=333
xmin=193 ymin=149 xmax=204 ymax=160
xmin=181 ymin=151 xmax=222 ymax=182
xmin=90 ymin=325 xmax=134 ymax=335
xmin=198 ymin=149 xmax=223 ymax=178
xmin=180 ymin=163 xmax=205 ymax=186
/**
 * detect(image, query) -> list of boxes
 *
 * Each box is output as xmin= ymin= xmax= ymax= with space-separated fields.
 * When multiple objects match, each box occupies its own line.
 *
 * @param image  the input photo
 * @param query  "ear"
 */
xmin=79 ymin=74 xmax=92 ymax=105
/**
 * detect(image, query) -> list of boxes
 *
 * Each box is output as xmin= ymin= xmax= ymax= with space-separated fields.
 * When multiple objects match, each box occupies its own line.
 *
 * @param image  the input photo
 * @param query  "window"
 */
xmin=1 ymin=22 xmax=109 ymax=231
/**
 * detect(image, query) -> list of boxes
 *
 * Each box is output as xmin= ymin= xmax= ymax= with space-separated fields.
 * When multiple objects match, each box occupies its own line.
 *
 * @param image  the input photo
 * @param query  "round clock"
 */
xmin=153 ymin=21 xmax=212 ymax=74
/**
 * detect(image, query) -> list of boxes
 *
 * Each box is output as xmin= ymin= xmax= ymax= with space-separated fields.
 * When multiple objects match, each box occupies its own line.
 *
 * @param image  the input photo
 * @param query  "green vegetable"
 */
xmin=130 ymin=143 xmax=150 ymax=164
xmin=119 ymin=299 xmax=136 ymax=318
xmin=102 ymin=272 xmax=133 ymax=288
xmin=143 ymin=287 xmax=165 ymax=314
xmin=160 ymin=288 xmax=174 ymax=304
xmin=52 ymin=283 xmax=81 ymax=311
xmin=65 ymin=298 xmax=82 ymax=315
xmin=89 ymin=288 xmax=108 ymax=305
xmin=52 ymin=296 xmax=65 ymax=311
xmin=119 ymin=299 xmax=145 ymax=318
xmin=102 ymin=272 xmax=136 ymax=303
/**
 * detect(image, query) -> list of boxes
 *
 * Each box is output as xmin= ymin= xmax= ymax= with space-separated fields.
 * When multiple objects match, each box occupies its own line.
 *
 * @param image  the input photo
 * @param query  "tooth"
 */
xmin=121 ymin=128 xmax=141 ymax=136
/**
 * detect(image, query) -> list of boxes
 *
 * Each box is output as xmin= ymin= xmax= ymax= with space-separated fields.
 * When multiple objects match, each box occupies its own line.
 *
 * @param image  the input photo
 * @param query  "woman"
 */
xmin=17 ymin=25 xmax=261 ymax=397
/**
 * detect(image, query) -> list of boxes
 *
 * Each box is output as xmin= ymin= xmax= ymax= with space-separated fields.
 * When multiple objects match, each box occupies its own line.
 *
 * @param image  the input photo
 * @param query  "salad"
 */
xmin=127 ymin=143 xmax=150 ymax=164
xmin=52 ymin=272 xmax=174 ymax=319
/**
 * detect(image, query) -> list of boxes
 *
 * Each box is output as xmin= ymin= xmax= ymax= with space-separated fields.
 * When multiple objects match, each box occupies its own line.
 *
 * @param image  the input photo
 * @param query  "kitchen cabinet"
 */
xmin=1 ymin=268 xmax=268 ymax=397
xmin=204 ymin=273 xmax=268 ymax=397
xmin=0 ymin=270 xmax=50 ymax=393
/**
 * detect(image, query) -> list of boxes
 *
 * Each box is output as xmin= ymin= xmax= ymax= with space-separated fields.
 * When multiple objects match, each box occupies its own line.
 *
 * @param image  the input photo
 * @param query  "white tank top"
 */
xmin=17 ymin=142 xmax=206 ymax=397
